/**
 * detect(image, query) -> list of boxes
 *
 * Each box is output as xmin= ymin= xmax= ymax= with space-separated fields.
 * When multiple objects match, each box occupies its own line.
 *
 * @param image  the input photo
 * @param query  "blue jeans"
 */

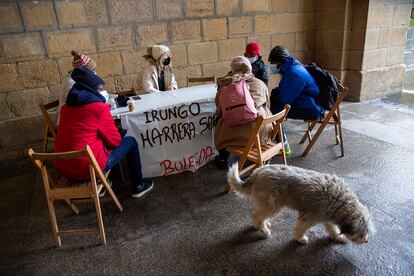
xmin=103 ymin=136 xmax=143 ymax=189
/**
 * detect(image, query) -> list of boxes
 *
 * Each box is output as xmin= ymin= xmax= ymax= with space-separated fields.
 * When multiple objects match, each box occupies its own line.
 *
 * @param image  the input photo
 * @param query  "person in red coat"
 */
xmin=54 ymin=67 xmax=153 ymax=198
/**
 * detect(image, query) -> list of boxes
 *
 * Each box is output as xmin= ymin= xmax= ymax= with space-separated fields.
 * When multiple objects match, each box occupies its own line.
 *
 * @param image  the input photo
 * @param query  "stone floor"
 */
xmin=1 ymin=95 xmax=414 ymax=275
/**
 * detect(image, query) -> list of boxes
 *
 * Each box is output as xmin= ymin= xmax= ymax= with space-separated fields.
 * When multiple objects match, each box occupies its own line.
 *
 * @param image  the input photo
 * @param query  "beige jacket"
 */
xmin=214 ymin=73 xmax=273 ymax=150
xmin=142 ymin=64 xmax=178 ymax=93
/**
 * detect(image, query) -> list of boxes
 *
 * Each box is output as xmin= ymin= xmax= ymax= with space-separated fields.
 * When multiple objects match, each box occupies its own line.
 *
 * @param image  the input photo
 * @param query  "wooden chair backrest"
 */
xmin=187 ymin=75 xmax=216 ymax=86
xmin=243 ymin=105 xmax=290 ymax=155
xmin=39 ymin=100 xmax=59 ymax=138
xmin=27 ymin=145 xmax=108 ymax=190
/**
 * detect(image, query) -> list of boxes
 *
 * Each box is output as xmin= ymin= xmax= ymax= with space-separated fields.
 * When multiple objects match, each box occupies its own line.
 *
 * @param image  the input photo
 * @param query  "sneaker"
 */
xmin=214 ymin=155 xmax=229 ymax=170
xmin=132 ymin=180 xmax=154 ymax=198
xmin=99 ymin=180 xmax=112 ymax=197
xmin=284 ymin=143 xmax=291 ymax=156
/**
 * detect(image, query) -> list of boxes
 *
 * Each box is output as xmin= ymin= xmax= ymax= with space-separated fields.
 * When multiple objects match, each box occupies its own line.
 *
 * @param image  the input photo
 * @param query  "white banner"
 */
xmin=116 ymin=84 xmax=218 ymax=178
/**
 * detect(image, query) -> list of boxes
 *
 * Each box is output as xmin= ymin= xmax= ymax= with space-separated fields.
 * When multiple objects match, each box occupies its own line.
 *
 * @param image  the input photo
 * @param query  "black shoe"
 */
xmin=99 ymin=180 xmax=112 ymax=197
xmin=215 ymin=155 xmax=229 ymax=170
xmin=132 ymin=180 xmax=154 ymax=198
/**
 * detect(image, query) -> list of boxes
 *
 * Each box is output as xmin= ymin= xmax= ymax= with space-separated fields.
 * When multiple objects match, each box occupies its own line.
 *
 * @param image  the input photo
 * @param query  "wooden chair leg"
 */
xmin=46 ymin=198 xmax=62 ymax=248
xmin=336 ymin=111 xmax=344 ymax=157
xmin=93 ymin=194 xmax=107 ymax=246
xmin=42 ymin=127 xmax=49 ymax=153
xmin=299 ymin=122 xmax=317 ymax=144
xmin=64 ymin=199 xmax=80 ymax=215
xmin=302 ymin=118 xmax=330 ymax=157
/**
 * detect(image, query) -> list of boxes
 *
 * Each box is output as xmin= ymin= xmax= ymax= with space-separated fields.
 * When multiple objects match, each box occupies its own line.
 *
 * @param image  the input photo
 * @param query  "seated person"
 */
xmin=54 ymin=67 xmax=153 ymax=198
xmin=142 ymin=45 xmax=178 ymax=93
xmin=58 ymin=50 xmax=98 ymax=124
xmin=268 ymin=45 xmax=323 ymax=121
xmin=245 ymin=42 xmax=269 ymax=86
xmin=214 ymin=56 xmax=273 ymax=169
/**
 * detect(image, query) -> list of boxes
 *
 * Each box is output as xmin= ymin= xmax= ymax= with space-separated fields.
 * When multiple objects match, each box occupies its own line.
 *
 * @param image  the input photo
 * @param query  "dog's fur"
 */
xmin=228 ymin=163 xmax=375 ymax=244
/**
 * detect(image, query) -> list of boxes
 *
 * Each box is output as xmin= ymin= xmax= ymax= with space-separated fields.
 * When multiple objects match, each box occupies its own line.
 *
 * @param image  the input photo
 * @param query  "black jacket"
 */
xmin=251 ymin=56 xmax=269 ymax=86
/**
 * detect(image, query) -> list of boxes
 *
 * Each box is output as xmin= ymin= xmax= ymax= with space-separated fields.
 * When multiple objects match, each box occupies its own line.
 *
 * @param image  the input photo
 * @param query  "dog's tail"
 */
xmin=228 ymin=163 xmax=251 ymax=196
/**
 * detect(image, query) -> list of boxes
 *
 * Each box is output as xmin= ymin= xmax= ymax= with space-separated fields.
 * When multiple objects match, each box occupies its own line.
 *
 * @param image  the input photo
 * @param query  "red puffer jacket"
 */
xmin=54 ymin=102 xmax=121 ymax=180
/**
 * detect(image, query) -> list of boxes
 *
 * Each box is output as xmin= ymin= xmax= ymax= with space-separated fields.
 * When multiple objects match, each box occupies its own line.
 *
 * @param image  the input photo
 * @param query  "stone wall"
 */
xmin=0 ymin=0 xmax=315 ymax=157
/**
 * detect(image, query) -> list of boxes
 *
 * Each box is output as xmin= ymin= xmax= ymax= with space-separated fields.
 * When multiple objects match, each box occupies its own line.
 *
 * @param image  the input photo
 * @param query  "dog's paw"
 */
xmin=260 ymin=227 xmax=271 ymax=238
xmin=295 ymin=235 xmax=309 ymax=245
xmin=333 ymin=235 xmax=348 ymax=244
xmin=265 ymin=221 xmax=271 ymax=228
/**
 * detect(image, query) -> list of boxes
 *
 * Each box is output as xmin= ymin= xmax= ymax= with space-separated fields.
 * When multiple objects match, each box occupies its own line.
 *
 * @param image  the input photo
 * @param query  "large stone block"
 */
xmin=169 ymin=44 xmax=188 ymax=67
xmin=137 ymin=23 xmax=168 ymax=47
xmin=202 ymin=61 xmax=231 ymax=79
xmin=171 ymin=20 xmax=201 ymax=42
xmin=229 ymin=16 xmax=253 ymax=36
xmin=218 ymin=37 xmax=246 ymax=61
xmin=90 ymin=52 xmax=124 ymax=77
xmin=343 ymin=70 xmax=362 ymax=101
xmin=186 ymin=0 xmax=215 ymax=17
xmin=247 ymin=35 xmax=271 ymax=57
xmin=202 ymin=18 xmax=227 ymax=41
xmin=121 ymin=49 xmax=148 ymax=74
xmin=97 ymin=25 xmax=134 ymax=51
xmin=367 ymin=5 xmax=393 ymax=28
xmin=301 ymin=0 xmax=315 ymax=11
xmin=255 ymin=16 xmax=270 ymax=34
xmin=313 ymin=50 xmax=343 ymax=70
xmin=20 ymin=2 xmax=57 ymax=30
xmin=386 ymin=45 xmax=405 ymax=66
xmin=361 ymin=48 xmax=387 ymax=70
xmin=0 ymin=33 xmax=44 ymax=61
xmin=383 ymin=64 xmax=406 ymax=90
xmin=347 ymin=50 xmax=364 ymax=70
xmin=295 ymin=32 xmax=313 ymax=52
xmin=314 ymin=31 xmax=344 ymax=50
xmin=0 ymin=3 xmax=23 ymax=33
xmin=216 ymin=0 xmax=239 ymax=16
xmin=0 ymin=94 xmax=12 ymax=120
xmin=242 ymin=0 xmax=270 ymax=14
xmin=0 ymin=64 xmax=21 ymax=93
xmin=108 ymin=0 xmax=152 ymax=24
xmin=271 ymin=33 xmax=296 ymax=52
xmin=18 ymin=60 xmax=61 ymax=88
xmin=364 ymin=29 xmax=380 ymax=50
xmin=173 ymin=65 xmax=202 ymax=87
xmin=102 ymin=77 xmax=116 ymax=93
xmin=360 ymin=69 xmax=384 ymax=100
xmin=57 ymin=56 xmax=75 ymax=79
xmin=378 ymin=27 xmax=408 ymax=47
xmin=45 ymin=28 xmax=96 ymax=56
xmin=188 ymin=41 xmax=218 ymax=65
xmin=272 ymin=0 xmax=300 ymax=12
xmin=351 ymin=1 xmax=369 ymax=29
xmin=5 ymin=88 xmax=57 ymax=117
xmin=115 ymin=74 xmax=143 ymax=93
xmin=155 ymin=0 xmax=183 ymax=20
xmin=315 ymin=0 xmax=346 ymax=10
xmin=0 ymin=114 xmax=46 ymax=152
xmin=392 ymin=4 xmax=411 ymax=26
xmin=271 ymin=12 xmax=313 ymax=33
xmin=55 ymin=0 xmax=108 ymax=27
xmin=316 ymin=10 xmax=346 ymax=31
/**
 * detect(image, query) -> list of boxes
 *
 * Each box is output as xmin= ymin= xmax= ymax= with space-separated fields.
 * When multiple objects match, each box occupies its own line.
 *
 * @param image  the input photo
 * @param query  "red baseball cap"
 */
xmin=245 ymin=42 xmax=261 ymax=56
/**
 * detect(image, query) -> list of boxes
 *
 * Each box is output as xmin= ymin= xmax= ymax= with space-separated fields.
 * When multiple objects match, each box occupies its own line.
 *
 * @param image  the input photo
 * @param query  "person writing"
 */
xmin=142 ymin=45 xmax=178 ymax=93
xmin=214 ymin=56 xmax=273 ymax=169
xmin=54 ymin=67 xmax=153 ymax=198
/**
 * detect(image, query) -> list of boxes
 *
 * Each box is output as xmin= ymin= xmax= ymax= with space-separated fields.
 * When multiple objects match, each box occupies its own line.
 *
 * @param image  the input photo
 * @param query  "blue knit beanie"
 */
xmin=71 ymin=67 xmax=105 ymax=90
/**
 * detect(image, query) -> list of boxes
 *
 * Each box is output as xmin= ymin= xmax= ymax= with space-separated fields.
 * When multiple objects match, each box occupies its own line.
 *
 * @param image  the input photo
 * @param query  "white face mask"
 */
xmin=247 ymin=56 xmax=258 ymax=64
xmin=99 ymin=90 xmax=109 ymax=103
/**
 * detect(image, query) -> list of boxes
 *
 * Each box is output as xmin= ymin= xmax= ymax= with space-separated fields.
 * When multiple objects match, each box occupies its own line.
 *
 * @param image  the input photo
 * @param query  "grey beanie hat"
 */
xmin=268 ymin=45 xmax=289 ymax=63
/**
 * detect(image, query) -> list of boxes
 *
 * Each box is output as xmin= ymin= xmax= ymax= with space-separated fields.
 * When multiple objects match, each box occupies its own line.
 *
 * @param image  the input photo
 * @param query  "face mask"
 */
xmin=99 ymin=90 xmax=109 ymax=103
xmin=269 ymin=64 xmax=280 ymax=74
xmin=247 ymin=56 xmax=258 ymax=64
xmin=162 ymin=57 xmax=171 ymax=66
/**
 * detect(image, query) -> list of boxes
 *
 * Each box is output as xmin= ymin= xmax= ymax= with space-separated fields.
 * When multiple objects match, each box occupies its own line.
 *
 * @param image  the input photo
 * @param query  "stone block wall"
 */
xmin=0 ymin=0 xmax=315 ymax=157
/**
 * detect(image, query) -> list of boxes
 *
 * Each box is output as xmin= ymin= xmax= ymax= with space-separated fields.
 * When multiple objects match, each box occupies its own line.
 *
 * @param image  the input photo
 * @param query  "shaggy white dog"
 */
xmin=228 ymin=163 xmax=375 ymax=245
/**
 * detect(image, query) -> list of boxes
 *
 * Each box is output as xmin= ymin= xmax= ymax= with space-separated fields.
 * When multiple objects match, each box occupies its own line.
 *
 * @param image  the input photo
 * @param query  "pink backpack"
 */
xmin=219 ymin=79 xmax=258 ymax=127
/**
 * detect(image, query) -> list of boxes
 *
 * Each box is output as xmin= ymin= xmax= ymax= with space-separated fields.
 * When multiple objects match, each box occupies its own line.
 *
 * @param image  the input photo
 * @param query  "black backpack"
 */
xmin=304 ymin=63 xmax=339 ymax=110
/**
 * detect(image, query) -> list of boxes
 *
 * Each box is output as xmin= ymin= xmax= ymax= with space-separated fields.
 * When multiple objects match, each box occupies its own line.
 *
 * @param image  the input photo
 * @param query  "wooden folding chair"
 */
xmin=299 ymin=84 xmax=348 ymax=157
xmin=187 ymin=75 xmax=216 ymax=87
xmin=28 ymin=145 xmax=123 ymax=248
xmin=39 ymin=100 xmax=59 ymax=153
xmin=225 ymin=105 xmax=290 ymax=192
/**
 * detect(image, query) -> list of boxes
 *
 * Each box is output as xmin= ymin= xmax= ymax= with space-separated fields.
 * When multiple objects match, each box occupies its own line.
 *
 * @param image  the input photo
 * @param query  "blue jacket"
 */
xmin=273 ymin=56 xmax=322 ymax=118
xmin=66 ymin=83 xmax=106 ymax=106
